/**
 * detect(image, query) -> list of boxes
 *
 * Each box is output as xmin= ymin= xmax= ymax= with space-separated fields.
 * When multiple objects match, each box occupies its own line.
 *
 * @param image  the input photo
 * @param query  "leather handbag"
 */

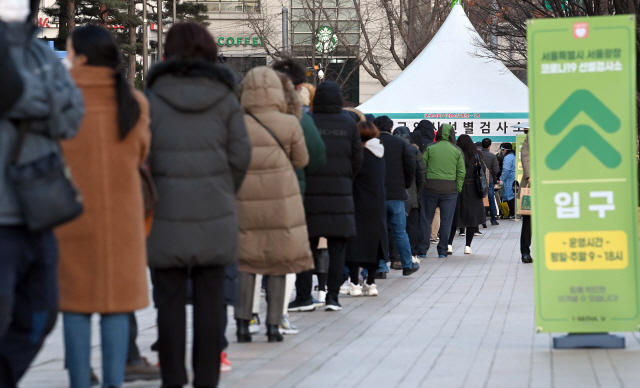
xmin=8 ymin=122 xmax=83 ymax=231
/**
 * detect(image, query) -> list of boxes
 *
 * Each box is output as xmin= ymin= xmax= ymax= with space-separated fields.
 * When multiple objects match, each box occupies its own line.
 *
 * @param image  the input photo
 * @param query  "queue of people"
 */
xmin=0 ymin=11 xmax=530 ymax=388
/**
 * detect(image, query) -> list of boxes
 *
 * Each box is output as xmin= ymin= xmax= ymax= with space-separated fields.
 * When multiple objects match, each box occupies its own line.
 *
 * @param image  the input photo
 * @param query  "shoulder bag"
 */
xmin=8 ymin=121 xmax=83 ymax=231
xmin=474 ymin=153 xmax=488 ymax=198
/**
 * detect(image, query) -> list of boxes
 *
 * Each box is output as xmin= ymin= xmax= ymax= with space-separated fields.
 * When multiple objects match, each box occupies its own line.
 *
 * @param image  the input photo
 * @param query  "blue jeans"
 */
xmin=386 ymin=200 xmax=413 ymax=269
xmin=488 ymin=185 xmax=497 ymax=223
xmin=0 ymin=225 xmax=58 ymax=388
xmin=422 ymin=190 xmax=458 ymax=256
xmin=64 ymin=313 xmax=129 ymax=388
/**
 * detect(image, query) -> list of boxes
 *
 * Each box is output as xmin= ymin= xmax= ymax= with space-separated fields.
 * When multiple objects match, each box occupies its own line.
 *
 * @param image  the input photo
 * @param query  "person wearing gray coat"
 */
xmin=144 ymin=22 xmax=251 ymax=388
xmin=0 ymin=5 xmax=85 ymax=386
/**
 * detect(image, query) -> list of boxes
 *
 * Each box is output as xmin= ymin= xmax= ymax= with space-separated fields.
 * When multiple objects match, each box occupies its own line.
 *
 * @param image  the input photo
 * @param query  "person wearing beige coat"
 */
xmin=235 ymin=66 xmax=312 ymax=343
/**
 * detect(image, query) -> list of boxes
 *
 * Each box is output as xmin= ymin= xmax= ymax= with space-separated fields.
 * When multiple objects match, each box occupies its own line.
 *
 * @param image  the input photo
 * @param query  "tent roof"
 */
xmin=358 ymin=4 xmax=528 ymax=114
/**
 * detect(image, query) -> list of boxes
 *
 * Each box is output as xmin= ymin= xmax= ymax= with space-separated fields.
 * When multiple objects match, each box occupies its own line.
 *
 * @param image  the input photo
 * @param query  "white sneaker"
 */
xmin=339 ymin=281 xmax=350 ymax=295
xmin=464 ymin=246 xmax=472 ymax=254
xmin=346 ymin=282 xmax=363 ymax=296
xmin=315 ymin=290 xmax=327 ymax=306
xmin=363 ymin=283 xmax=378 ymax=297
xmin=248 ymin=313 xmax=260 ymax=334
xmin=278 ymin=315 xmax=299 ymax=335
xmin=474 ymin=231 xmax=483 ymax=236
xmin=412 ymin=255 xmax=421 ymax=264
xmin=447 ymin=245 xmax=453 ymax=254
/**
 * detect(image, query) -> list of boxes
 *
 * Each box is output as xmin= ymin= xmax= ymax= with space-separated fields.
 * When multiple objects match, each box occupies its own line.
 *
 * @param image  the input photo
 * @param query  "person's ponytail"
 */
xmin=71 ymin=25 xmax=141 ymax=140
xmin=114 ymin=70 xmax=140 ymax=140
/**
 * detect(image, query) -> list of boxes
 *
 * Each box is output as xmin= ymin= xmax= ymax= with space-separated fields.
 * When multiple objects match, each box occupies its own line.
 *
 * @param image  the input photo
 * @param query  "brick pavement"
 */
xmin=20 ymin=220 xmax=640 ymax=388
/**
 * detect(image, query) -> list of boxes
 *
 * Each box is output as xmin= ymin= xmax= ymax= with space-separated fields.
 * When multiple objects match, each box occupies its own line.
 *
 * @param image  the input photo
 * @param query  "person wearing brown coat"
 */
xmin=235 ymin=66 xmax=312 ymax=343
xmin=55 ymin=26 xmax=150 ymax=388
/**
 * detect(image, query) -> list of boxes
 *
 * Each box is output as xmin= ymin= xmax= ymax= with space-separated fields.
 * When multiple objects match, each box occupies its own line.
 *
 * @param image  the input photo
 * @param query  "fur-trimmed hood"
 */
xmin=146 ymin=59 xmax=237 ymax=113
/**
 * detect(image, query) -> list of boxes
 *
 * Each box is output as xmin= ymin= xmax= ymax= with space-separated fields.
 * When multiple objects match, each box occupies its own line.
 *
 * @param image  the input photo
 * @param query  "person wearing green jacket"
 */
xmin=421 ymin=124 xmax=465 ymax=258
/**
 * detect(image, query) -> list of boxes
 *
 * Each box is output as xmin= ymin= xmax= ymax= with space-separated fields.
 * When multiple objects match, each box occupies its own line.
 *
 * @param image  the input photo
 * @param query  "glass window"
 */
xmin=293 ymin=33 xmax=313 ymax=45
xmin=337 ymin=8 xmax=356 ymax=19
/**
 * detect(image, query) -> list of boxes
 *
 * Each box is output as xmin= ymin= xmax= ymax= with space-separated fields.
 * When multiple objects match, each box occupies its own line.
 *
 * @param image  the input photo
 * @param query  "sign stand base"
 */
xmin=553 ymin=333 xmax=625 ymax=349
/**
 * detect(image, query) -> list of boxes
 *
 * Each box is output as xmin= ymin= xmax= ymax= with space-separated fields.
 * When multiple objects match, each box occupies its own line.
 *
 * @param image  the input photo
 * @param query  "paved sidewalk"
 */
xmin=20 ymin=220 xmax=640 ymax=388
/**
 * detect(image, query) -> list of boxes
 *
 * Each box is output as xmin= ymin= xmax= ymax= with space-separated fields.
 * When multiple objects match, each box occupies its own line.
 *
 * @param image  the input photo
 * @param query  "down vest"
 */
xmin=145 ymin=59 xmax=251 ymax=268
xmin=236 ymin=67 xmax=313 ymax=276
xmin=305 ymin=81 xmax=363 ymax=238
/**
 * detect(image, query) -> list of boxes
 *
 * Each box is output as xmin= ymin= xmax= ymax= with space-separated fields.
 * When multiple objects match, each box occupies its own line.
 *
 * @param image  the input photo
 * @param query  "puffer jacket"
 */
xmin=305 ymin=81 xmax=363 ymax=238
xmin=145 ymin=59 xmax=251 ymax=268
xmin=236 ymin=67 xmax=312 ymax=276
xmin=0 ymin=21 xmax=85 ymax=225
xmin=422 ymin=124 xmax=465 ymax=194
xmin=500 ymin=151 xmax=516 ymax=201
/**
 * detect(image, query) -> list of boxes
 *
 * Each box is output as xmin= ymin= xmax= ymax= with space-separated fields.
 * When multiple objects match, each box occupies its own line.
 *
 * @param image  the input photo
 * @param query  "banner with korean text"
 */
xmin=528 ymin=15 xmax=639 ymax=332
xmin=366 ymin=113 xmax=528 ymax=142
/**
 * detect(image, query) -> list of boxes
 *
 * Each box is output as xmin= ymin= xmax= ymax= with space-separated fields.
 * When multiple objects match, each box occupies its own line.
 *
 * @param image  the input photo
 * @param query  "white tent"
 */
xmin=358 ymin=3 xmax=528 ymax=140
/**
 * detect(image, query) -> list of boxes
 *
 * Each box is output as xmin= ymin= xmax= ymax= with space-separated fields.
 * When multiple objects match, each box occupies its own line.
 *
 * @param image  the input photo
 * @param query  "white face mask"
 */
xmin=63 ymin=56 xmax=73 ymax=70
xmin=0 ymin=0 xmax=30 ymax=22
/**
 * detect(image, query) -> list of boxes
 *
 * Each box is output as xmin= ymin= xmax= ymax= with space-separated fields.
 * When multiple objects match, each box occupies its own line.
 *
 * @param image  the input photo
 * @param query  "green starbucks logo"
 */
xmin=545 ymin=90 xmax=621 ymax=170
xmin=316 ymin=26 xmax=337 ymax=54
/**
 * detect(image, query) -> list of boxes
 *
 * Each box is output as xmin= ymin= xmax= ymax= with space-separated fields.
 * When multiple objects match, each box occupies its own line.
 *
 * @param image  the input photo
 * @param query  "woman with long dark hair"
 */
xmin=145 ymin=22 xmax=251 ymax=388
xmin=447 ymin=134 xmax=486 ymax=254
xmin=57 ymin=25 xmax=150 ymax=388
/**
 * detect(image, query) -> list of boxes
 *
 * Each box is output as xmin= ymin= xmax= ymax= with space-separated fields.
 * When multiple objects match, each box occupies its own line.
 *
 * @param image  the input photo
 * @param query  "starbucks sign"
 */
xmin=316 ymin=26 xmax=337 ymax=54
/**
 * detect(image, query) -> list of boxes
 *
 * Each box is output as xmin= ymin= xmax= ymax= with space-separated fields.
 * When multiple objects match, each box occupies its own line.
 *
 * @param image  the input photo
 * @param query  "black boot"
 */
xmin=266 ymin=324 xmax=283 ymax=342
xmin=236 ymin=319 xmax=252 ymax=343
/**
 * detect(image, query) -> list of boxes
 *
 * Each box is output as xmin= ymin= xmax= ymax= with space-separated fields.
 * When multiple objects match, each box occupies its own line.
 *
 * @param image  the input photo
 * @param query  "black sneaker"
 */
xmin=287 ymin=298 xmax=315 ymax=312
xmin=521 ymin=254 xmax=533 ymax=263
xmin=325 ymin=295 xmax=342 ymax=311
xmin=375 ymin=271 xmax=387 ymax=279
xmin=403 ymin=262 xmax=420 ymax=276
xmin=491 ymin=221 xmax=499 ymax=225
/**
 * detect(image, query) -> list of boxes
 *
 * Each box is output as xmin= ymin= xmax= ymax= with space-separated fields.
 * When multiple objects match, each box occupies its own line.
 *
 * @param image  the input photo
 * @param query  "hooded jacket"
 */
xmin=500 ymin=150 xmax=516 ymax=201
xmin=422 ymin=124 xmax=465 ymax=194
xmin=416 ymin=120 xmax=436 ymax=147
xmin=0 ymin=21 xmax=85 ymax=225
xmin=145 ymin=59 xmax=251 ymax=268
xmin=305 ymin=81 xmax=363 ymax=238
xmin=346 ymin=138 xmax=389 ymax=265
xmin=236 ymin=67 xmax=312 ymax=276
xmin=379 ymin=129 xmax=415 ymax=201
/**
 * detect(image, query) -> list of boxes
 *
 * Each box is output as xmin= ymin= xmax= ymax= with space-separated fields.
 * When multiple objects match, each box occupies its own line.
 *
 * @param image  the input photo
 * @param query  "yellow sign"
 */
xmin=545 ymin=231 xmax=628 ymax=270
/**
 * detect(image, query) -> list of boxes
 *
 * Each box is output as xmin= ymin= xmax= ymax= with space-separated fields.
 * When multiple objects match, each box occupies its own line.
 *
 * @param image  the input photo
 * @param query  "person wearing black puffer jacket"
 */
xmin=416 ymin=120 xmax=436 ymax=147
xmin=288 ymin=81 xmax=363 ymax=312
xmin=375 ymin=116 xmax=419 ymax=276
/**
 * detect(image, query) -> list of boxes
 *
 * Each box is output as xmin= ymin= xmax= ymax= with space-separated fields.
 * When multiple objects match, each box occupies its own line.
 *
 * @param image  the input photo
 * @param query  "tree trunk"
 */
xmin=128 ymin=0 xmax=136 ymax=84
xmin=67 ymin=0 xmax=75 ymax=31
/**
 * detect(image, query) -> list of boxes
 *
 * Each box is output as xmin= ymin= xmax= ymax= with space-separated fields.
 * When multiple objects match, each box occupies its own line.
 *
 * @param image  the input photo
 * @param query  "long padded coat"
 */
xmin=236 ymin=67 xmax=313 ymax=276
xmin=345 ymin=139 xmax=389 ymax=265
xmin=145 ymin=59 xmax=251 ymax=268
xmin=57 ymin=66 xmax=150 ymax=313
xmin=304 ymin=81 xmax=363 ymax=238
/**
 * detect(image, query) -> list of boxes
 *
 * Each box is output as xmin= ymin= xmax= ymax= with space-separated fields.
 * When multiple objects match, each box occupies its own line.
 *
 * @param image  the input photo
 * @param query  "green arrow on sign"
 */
xmin=545 ymin=90 xmax=621 ymax=170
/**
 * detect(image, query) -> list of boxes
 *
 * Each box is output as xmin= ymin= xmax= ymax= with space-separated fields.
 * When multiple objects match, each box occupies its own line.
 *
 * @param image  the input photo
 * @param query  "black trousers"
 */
xmin=0 ymin=226 xmax=58 ymax=388
xmin=295 ymin=237 xmax=348 ymax=301
xmin=521 ymin=215 xmax=531 ymax=255
xmin=448 ymin=225 xmax=476 ymax=247
xmin=153 ymin=266 xmax=225 ymax=387
xmin=127 ymin=312 xmax=141 ymax=365
xmin=506 ymin=198 xmax=515 ymax=217
xmin=406 ymin=208 xmax=421 ymax=256
xmin=348 ymin=263 xmax=377 ymax=285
